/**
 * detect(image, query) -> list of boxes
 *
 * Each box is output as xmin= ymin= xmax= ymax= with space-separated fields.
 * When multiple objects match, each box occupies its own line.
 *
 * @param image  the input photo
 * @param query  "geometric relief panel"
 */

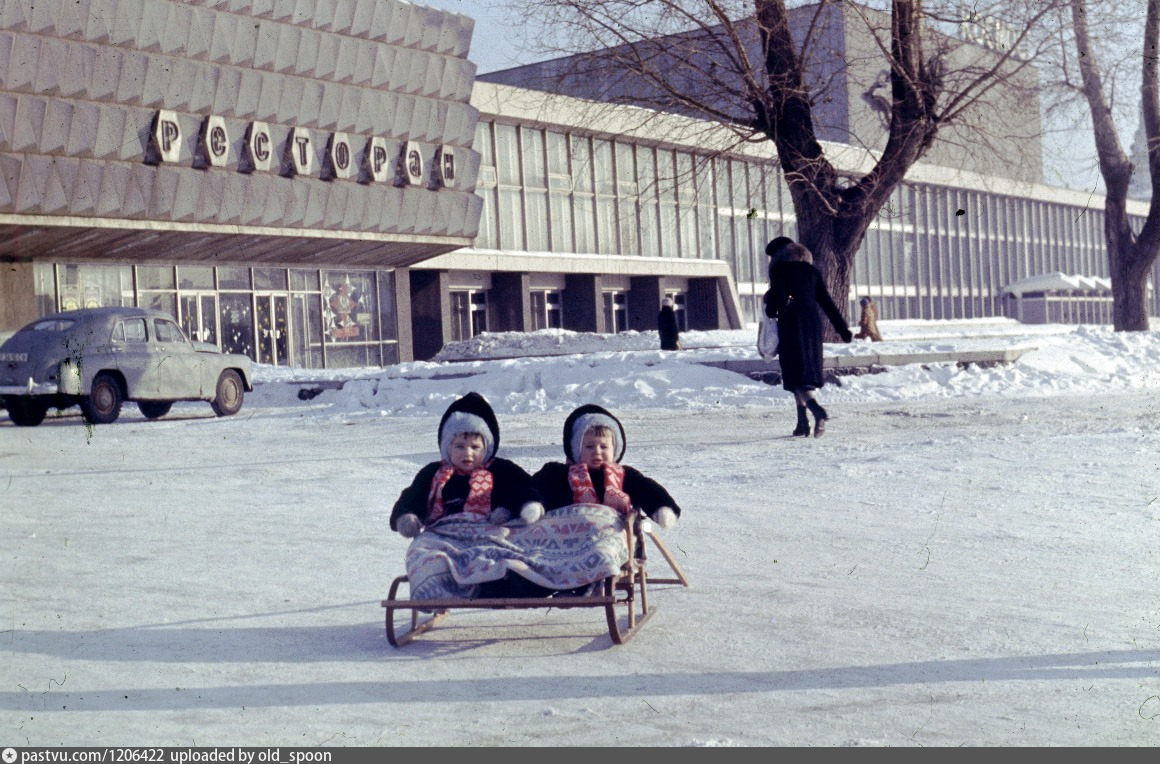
xmin=0 ymin=153 xmax=21 ymax=210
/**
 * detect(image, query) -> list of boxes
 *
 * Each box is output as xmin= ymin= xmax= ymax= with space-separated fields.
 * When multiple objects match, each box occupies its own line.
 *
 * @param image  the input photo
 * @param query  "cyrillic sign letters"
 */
xmin=150 ymin=110 xmax=458 ymax=191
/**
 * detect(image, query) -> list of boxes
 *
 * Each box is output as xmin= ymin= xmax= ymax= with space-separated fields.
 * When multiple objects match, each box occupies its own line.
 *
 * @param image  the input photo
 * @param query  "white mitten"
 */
xmin=652 ymin=507 xmax=678 ymax=529
xmin=396 ymin=513 xmax=423 ymax=538
xmin=520 ymin=501 xmax=545 ymax=524
xmin=489 ymin=506 xmax=513 ymax=525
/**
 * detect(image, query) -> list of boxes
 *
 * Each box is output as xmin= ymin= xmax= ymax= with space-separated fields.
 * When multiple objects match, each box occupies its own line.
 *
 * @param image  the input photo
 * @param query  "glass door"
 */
xmin=255 ymin=293 xmax=289 ymax=366
xmin=290 ymin=292 xmax=324 ymax=368
xmin=179 ymin=293 xmax=219 ymax=346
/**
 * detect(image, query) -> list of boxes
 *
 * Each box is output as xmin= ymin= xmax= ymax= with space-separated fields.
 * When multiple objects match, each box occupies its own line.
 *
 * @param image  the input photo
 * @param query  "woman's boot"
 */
xmin=793 ymin=405 xmax=810 ymax=436
xmin=806 ymin=399 xmax=828 ymax=437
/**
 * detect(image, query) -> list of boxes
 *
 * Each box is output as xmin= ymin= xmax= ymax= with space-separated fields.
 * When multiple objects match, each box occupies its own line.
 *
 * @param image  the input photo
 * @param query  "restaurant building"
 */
xmin=1 ymin=1 xmax=1152 ymax=369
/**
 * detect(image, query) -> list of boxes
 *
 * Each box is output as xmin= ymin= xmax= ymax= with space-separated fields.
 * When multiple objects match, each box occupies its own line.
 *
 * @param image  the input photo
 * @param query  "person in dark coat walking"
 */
xmin=764 ymin=241 xmax=852 ymax=437
xmin=657 ymin=297 xmax=681 ymax=350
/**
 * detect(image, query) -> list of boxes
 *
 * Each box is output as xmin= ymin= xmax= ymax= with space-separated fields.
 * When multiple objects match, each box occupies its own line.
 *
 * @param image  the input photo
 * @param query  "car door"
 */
xmin=110 ymin=317 xmax=151 ymax=396
xmin=148 ymin=317 xmax=204 ymax=399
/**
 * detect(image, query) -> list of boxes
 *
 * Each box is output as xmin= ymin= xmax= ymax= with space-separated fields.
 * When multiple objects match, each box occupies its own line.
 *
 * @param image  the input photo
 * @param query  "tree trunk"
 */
xmin=1071 ymin=0 xmax=1160 ymax=331
xmin=1111 ymin=256 xmax=1151 ymax=329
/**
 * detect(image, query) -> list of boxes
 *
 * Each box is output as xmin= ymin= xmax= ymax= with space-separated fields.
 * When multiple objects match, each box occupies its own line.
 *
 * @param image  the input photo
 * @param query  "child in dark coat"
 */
xmin=533 ymin=404 xmax=680 ymax=529
xmin=390 ymin=392 xmax=544 ymax=538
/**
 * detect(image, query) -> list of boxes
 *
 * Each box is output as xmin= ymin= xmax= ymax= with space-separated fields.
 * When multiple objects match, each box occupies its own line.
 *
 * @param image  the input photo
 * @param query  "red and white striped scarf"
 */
xmin=427 ymin=464 xmax=493 ymax=522
xmin=568 ymin=462 xmax=632 ymax=515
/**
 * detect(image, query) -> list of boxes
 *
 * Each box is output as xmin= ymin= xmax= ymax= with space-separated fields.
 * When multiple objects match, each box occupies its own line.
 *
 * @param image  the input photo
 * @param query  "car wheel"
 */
xmin=210 ymin=369 xmax=244 ymax=417
xmin=4 ymin=397 xmax=48 ymax=427
xmin=80 ymin=372 xmax=123 ymax=424
xmin=137 ymin=400 xmax=173 ymax=420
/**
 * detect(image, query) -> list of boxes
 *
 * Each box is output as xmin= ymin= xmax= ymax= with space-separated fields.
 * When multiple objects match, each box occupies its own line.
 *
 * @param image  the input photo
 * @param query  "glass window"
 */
xmin=377 ymin=270 xmax=398 ymax=343
xmin=153 ymin=318 xmax=186 ymax=343
xmin=177 ymin=266 xmax=215 ymax=290
xmin=593 ymin=140 xmax=615 ymax=196
xmin=115 ymin=319 xmax=147 ymax=343
xmin=219 ymin=292 xmax=254 ymax=358
xmin=495 ymin=124 xmax=520 ymax=186
xmin=290 ymin=269 xmax=321 ymax=291
xmin=521 ymin=127 xmax=546 ymax=189
xmin=525 ymin=189 xmax=549 ymax=252
xmin=572 ymin=136 xmax=594 ymax=193
xmin=57 ymin=264 xmax=134 ymax=310
xmin=546 ymin=131 xmax=570 ymax=180
xmin=498 ymin=187 xmax=526 ymax=251
xmin=136 ymin=265 xmax=175 ymax=290
xmin=450 ymin=291 xmax=470 ymax=341
xmin=602 ymin=290 xmax=627 ymax=333
xmin=530 ymin=290 xmax=563 ymax=330
xmin=323 ymin=271 xmax=376 ymax=344
xmin=142 ymin=292 xmax=177 ymax=318
xmin=549 ymin=188 xmax=574 ymax=253
xmin=254 ymin=268 xmax=288 ymax=291
xmin=217 ymin=266 xmax=252 ymax=290
xmin=475 ymin=121 xmax=494 ymax=168
xmin=470 ymin=291 xmax=488 ymax=336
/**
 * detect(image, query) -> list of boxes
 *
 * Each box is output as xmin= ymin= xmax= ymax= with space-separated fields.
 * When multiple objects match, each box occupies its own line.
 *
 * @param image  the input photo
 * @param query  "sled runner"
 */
xmin=381 ymin=508 xmax=687 ymax=647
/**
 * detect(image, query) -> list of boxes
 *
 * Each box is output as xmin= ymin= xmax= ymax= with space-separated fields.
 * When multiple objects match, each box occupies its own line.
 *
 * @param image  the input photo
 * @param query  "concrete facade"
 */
xmin=1 ymin=0 xmax=482 ymax=364
xmin=477 ymin=1 xmax=1044 ymax=184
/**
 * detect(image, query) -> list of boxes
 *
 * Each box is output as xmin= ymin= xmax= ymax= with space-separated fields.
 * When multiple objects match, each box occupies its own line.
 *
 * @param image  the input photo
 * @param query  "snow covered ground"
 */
xmin=2 ymin=318 xmax=1159 ymax=746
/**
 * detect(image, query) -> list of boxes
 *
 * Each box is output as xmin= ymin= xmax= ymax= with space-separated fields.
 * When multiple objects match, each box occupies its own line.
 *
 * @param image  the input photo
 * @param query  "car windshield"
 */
xmin=30 ymin=319 xmax=76 ymax=332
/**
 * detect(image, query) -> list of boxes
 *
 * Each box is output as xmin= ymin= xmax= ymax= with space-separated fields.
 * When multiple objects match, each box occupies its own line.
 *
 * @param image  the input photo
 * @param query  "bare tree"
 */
xmin=1064 ymin=0 xmax=1160 ymax=331
xmin=506 ymin=0 xmax=1062 ymax=328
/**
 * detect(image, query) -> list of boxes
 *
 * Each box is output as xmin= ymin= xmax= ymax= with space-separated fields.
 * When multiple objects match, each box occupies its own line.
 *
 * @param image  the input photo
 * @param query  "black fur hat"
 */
xmin=563 ymin=404 xmax=626 ymax=464
xmin=765 ymin=236 xmax=794 ymax=258
xmin=438 ymin=392 xmax=499 ymax=464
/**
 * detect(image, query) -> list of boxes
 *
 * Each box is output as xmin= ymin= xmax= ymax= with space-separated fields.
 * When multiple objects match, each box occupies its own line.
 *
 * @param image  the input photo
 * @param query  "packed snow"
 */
xmin=3 ymin=318 xmax=1159 ymax=746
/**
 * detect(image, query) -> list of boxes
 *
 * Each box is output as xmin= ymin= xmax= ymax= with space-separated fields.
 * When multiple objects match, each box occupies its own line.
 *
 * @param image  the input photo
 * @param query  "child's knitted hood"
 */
xmin=438 ymin=392 xmax=500 ymax=464
xmin=563 ymin=404 xmax=626 ymax=464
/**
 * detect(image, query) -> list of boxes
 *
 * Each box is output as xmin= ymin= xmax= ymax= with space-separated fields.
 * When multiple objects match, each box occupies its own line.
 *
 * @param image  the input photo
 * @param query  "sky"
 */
xmin=418 ymin=0 xmax=1124 ymax=194
xmin=3 ymin=317 xmax=1160 ymax=745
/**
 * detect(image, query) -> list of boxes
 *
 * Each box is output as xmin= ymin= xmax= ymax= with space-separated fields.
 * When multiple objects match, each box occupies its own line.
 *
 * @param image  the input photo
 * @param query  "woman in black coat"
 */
xmin=764 ymin=240 xmax=852 ymax=437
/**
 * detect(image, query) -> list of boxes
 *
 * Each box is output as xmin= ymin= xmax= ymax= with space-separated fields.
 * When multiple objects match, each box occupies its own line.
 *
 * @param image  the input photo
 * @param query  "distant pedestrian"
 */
xmin=854 ymin=296 xmax=883 ymax=342
xmin=658 ymin=297 xmax=681 ymax=351
xmin=763 ymin=241 xmax=852 ymax=437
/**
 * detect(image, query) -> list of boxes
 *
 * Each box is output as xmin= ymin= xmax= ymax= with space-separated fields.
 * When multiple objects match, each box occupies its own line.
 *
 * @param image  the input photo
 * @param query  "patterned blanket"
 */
xmin=404 ymin=503 xmax=630 ymax=600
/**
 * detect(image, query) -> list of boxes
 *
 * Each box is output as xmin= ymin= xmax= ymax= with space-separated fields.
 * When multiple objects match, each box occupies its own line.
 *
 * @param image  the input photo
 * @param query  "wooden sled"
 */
xmin=381 ymin=509 xmax=687 ymax=647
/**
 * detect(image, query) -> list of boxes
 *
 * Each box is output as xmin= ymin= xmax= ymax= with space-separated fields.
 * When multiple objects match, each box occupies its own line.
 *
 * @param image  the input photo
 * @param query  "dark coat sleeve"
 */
xmin=488 ymin=457 xmax=542 ymax=513
xmin=531 ymin=462 xmax=575 ymax=511
xmin=622 ymin=465 xmax=681 ymax=519
xmin=390 ymin=461 xmax=442 ymax=530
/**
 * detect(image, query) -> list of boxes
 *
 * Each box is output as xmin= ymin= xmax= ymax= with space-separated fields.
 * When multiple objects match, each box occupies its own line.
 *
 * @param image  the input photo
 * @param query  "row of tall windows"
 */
xmin=472 ymin=119 xmax=1154 ymax=324
xmin=38 ymin=263 xmax=400 ymax=368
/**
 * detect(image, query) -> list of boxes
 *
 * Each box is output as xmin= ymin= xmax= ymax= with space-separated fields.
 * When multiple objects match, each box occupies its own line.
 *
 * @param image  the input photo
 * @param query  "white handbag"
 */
xmin=756 ymin=315 xmax=779 ymax=360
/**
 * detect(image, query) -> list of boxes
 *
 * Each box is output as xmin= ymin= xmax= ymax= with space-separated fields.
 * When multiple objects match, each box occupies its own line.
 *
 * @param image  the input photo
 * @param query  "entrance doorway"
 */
xmin=179 ymin=293 xmax=219 ymax=346
xmin=255 ymin=293 xmax=289 ymax=366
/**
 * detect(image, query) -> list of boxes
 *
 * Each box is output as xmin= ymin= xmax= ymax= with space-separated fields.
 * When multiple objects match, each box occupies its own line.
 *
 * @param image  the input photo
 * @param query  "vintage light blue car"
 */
xmin=0 ymin=307 xmax=253 ymax=426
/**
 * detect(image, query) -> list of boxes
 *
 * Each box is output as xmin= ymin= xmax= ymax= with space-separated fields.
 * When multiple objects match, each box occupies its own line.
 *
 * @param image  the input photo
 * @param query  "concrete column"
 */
xmin=628 ymin=275 xmax=664 ymax=331
xmin=563 ymin=273 xmax=601 ymax=333
xmin=490 ymin=272 xmax=531 ymax=332
xmin=409 ymin=269 xmax=451 ymax=361
xmin=393 ymin=267 xmax=414 ymax=363
xmin=0 ymin=262 xmax=37 ymax=335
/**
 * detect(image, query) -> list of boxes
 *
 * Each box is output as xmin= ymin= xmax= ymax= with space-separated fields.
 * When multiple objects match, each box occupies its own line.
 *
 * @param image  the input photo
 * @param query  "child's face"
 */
xmin=449 ymin=432 xmax=486 ymax=473
xmin=579 ymin=430 xmax=616 ymax=468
